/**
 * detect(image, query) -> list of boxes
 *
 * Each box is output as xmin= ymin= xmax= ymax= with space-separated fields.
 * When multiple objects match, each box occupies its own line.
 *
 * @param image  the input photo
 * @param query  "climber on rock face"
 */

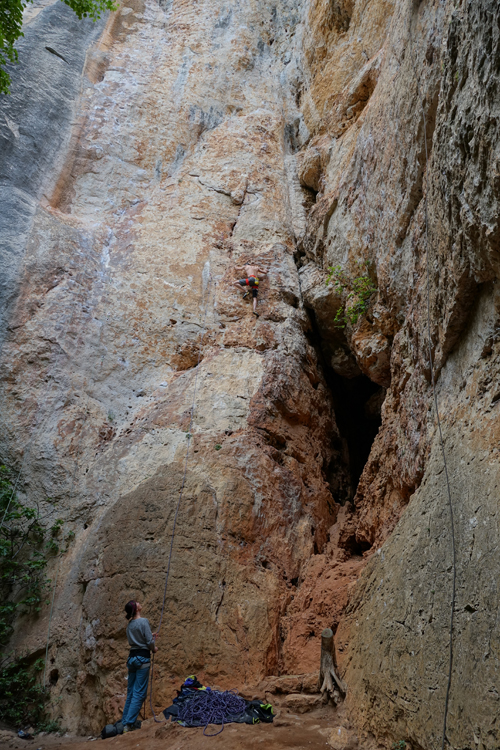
xmin=121 ymin=600 xmax=158 ymax=733
xmin=233 ymin=262 xmax=268 ymax=317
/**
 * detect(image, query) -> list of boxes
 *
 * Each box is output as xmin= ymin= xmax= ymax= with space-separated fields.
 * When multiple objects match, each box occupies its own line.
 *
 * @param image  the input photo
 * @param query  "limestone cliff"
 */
xmin=1 ymin=0 xmax=499 ymax=748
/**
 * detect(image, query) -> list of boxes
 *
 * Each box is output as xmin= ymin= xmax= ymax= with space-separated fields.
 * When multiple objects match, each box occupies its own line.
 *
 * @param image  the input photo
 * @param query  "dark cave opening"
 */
xmin=342 ymin=533 xmax=373 ymax=556
xmin=49 ymin=668 xmax=59 ymax=686
xmin=304 ymin=308 xmax=384 ymax=501
xmin=328 ymin=369 xmax=383 ymax=495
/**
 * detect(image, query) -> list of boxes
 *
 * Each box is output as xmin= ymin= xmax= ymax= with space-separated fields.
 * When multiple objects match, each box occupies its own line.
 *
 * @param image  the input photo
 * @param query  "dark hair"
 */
xmin=125 ymin=600 xmax=137 ymax=620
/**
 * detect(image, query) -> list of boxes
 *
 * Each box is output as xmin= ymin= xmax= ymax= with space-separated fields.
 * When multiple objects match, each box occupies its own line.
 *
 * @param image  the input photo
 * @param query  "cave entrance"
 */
xmin=303 ymin=308 xmax=385 ymax=502
xmin=328 ymin=370 xmax=384 ymax=497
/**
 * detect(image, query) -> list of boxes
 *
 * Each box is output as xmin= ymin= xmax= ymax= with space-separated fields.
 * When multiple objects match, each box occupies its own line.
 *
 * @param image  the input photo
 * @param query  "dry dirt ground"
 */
xmin=0 ymin=705 xmax=368 ymax=750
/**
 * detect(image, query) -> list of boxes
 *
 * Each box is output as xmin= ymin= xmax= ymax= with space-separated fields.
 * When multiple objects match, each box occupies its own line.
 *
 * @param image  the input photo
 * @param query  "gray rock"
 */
xmin=0 ymin=1 xmax=106 ymax=348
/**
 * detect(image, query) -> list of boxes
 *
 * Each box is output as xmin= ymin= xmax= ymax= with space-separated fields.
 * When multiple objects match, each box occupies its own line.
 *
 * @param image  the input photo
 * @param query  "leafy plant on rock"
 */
xmin=326 ymin=261 xmax=377 ymax=328
xmin=0 ymin=465 xmax=70 ymax=729
xmin=0 ymin=0 xmax=118 ymax=95
xmin=0 ymin=656 xmax=48 ymax=729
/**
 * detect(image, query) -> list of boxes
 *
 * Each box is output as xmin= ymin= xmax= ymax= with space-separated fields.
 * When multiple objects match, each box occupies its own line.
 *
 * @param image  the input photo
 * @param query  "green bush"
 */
xmin=0 ymin=465 xmax=70 ymax=730
xmin=326 ymin=262 xmax=377 ymax=328
xmin=0 ymin=656 xmax=48 ymax=728
xmin=0 ymin=466 xmax=63 ymax=645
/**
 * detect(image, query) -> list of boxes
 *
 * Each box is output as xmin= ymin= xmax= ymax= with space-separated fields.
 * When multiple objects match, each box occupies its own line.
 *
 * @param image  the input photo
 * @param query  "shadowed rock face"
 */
xmin=1 ymin=0 xmax=500 ymax=747
xmin=293 ymin=0 xmax=500 ymax=749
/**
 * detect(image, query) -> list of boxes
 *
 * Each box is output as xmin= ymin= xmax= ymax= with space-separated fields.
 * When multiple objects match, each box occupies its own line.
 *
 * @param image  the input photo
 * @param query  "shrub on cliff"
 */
xmin=326 ymin=262 xmax=377 ymax=328
xmin=0 ymin=465 xmax=68 ymax=729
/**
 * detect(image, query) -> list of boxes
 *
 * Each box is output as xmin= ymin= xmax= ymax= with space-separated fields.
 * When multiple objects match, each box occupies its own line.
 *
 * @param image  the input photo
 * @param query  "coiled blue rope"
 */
xmin=177 ymin=690 xmax=247 ymax=736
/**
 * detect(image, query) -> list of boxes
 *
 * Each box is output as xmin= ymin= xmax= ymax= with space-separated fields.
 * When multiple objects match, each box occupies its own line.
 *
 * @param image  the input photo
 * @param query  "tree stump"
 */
xmin=319 ymin=628 xmax=347 ymax=705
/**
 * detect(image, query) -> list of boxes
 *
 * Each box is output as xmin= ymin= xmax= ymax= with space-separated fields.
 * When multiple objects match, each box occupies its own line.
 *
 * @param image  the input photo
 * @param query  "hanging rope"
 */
xmin=0 ymin=246 xmax=107 ymax=691
xmin=42 ymin=263 xmax=110 ymax=687
xmin=42 ymin=372 xmax=99 ymax=688
xmin=148 ymin=275 xmax=215 ymax=722
xmin=407 ymin=6 xmax=457 ymax=749
xmin=0 ymin=269 xmax=94 ymax=531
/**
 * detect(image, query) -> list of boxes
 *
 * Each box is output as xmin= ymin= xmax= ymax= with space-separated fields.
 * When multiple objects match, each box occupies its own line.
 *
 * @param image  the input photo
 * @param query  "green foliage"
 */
xmin=326 ymin=262 xmax=377 ymax=328
xmin=0 ymin=656 xmax=46 ymax=728
xmin=392 ymin=742 xmax=407 ymax=750
xmin=214 ymin=444 xmax=222 ymax=451
xmin=0 ymin=468 xmax=53 ymax=645
xmin=0 ymin=0 xmax=118 ymax=95
xmin=0 ymin=465 xmax=71 ymax=730
xmin=0 ymin=651 xmax=62 ymax=730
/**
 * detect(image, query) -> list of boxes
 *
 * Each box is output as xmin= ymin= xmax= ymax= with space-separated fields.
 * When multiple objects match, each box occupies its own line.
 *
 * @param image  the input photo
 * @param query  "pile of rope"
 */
xmin=177 ymin=690 xmax=247 ymax=736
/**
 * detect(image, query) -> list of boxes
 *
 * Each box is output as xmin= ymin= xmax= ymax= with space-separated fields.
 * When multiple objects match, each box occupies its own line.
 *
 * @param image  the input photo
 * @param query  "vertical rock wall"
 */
xmin=1 ymin=0 xmax=500 ymax=746
xmin=0 ymin=0 xmax=356 ymax=734
xmin=288 ymin=0 xmax=500 ymax=748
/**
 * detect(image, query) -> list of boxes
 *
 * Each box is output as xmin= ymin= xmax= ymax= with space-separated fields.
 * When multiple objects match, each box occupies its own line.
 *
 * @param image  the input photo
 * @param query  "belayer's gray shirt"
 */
xmin=126 ymin=617 xmax=155 ymax=651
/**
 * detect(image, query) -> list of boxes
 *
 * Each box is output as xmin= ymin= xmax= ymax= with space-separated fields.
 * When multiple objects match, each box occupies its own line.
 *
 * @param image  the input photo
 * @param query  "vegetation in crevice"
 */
xmin=0 ymin=465 xmax=71 ymax=730
xmin=326 ymin=261 xmax=377 ymax=328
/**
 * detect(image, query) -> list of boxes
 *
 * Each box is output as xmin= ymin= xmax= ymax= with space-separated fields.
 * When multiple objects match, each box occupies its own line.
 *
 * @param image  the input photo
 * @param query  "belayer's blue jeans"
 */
xmin=122 ymin=655 xmax=150 ymax=726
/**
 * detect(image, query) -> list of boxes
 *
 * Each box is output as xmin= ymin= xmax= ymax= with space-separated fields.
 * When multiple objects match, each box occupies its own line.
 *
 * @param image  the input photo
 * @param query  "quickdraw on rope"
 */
xmin=407 ymin=5 xmax=457 ymax=749
xmin=148 ymin=275 xmax=215 ymax=722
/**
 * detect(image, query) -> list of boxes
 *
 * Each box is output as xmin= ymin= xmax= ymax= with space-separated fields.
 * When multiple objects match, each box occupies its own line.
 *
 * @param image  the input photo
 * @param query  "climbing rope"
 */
xmin=407 ymin=6 xmax=457 ymax=749
xmin=2 ymin=256 xmax=107 ymax=689
xmin=41 ymin=6 xmax=174 ymax=687
xmin=0 ymin=266 xmax=93 ymax=531
xmin=177 ymin=690 xmax=247 ymax=736
xmin=42 ymin=260 xmax=110 ymax=688
xmin=42 ymin=365 xmax=103 ymax=688
xmin=148 ymin=275 xmax=216 ymax=722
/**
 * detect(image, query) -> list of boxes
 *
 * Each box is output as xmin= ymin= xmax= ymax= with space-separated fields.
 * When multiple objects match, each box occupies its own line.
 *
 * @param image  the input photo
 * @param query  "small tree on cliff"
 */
xmin=0 ymin=0 xmax=117 ymax=95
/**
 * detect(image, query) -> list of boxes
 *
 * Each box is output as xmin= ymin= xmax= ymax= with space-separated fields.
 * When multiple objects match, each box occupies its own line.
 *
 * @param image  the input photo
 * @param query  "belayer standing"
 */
xmin=122 ymin=600 xmax=158 ymax=732
xmin=233 ymin=262 xmax=268 ymax=317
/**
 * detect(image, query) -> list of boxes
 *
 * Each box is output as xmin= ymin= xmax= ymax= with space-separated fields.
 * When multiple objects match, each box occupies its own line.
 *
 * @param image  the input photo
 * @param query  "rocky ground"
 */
xmin=0 ymin=686 xmax=370 ymax=750
xmin=0 ymin=712 xmax=360 ymax=750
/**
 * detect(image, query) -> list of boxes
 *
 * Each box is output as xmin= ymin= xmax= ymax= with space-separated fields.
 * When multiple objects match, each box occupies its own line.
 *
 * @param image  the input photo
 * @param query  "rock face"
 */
xmin=0 ymin=2 xmax=110 ymax=347
xmin=0 ymin=0 xmax=352 ymax=734
xmin=1 ymin=0 xmax=500 ymax=748
xmin=290 ymin=0 xmax=500 ymax=749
